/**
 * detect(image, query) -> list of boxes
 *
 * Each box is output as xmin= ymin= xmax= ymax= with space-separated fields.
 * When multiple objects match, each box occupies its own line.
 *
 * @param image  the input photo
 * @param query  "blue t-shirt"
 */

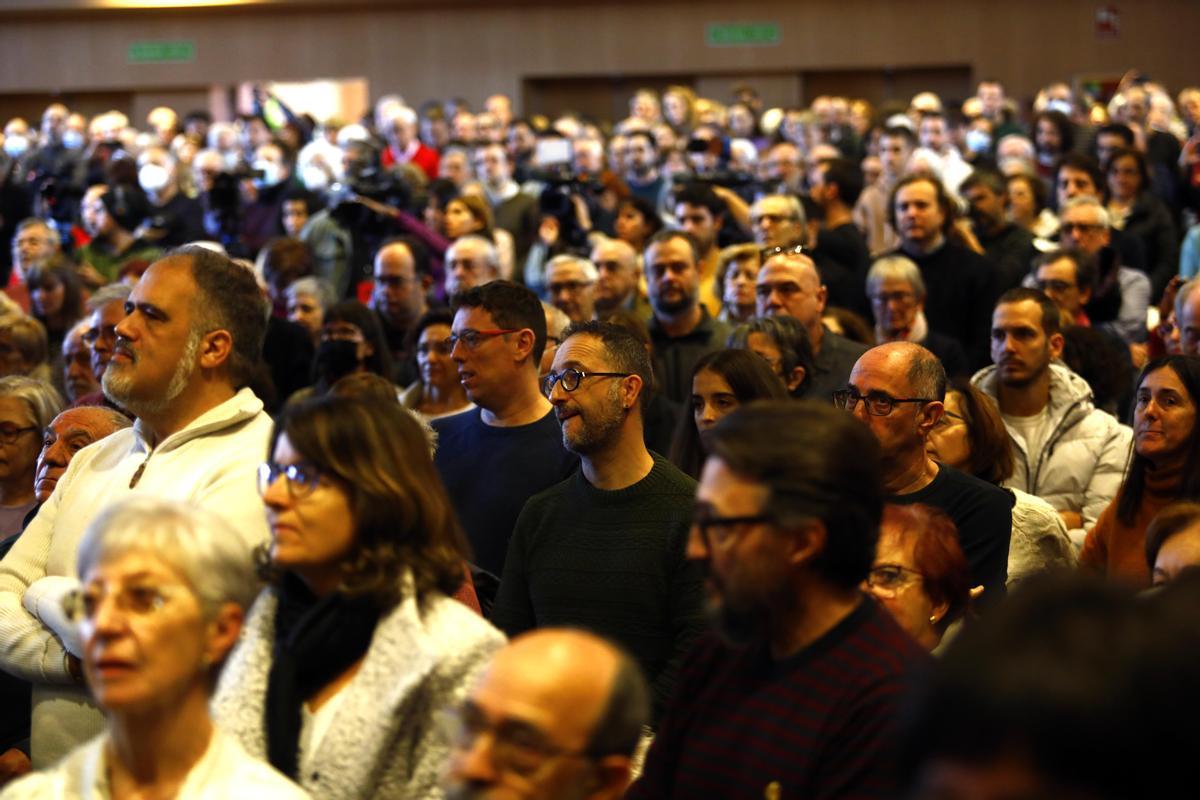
xmin=432 ymin=408 xmax=578 ymax=576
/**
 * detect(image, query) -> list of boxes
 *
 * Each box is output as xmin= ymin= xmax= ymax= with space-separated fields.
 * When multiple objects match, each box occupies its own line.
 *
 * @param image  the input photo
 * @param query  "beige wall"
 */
xmin=0 ymin=0 xmax=1195 ymax=121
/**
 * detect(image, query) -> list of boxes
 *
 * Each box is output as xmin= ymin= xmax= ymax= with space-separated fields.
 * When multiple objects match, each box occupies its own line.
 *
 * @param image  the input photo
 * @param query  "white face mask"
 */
xmin=138 ymin=163 xmax=171 ymax=195
xmin=301 ymin=165 xmax=329 ymax=192
xmin=62 ymin=130 xmax=84 ymax=150
xmin=253 ymin=159 xmax=281 ymax=189
xmin=965 ymin=129 xmax=992 ymax=154
xmin=3 ymin=136 xmax=29 ymax=158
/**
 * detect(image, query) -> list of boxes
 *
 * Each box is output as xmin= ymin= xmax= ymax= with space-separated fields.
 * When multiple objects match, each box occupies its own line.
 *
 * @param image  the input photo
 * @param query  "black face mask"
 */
xmin=315 ymin=339 xmax=362 ymax=385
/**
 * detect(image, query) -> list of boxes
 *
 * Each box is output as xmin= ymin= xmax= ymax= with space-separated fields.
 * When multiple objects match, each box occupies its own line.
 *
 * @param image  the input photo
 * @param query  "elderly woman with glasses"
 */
xmin=0 ymin=377 xmax=63 ymax=543
xmin=865 ymin=503 xmax=974 ymax=653
xmin=212 ymin=394 xmax=503 ymax=799
xmin=1 ymin=496 xmax=307 ymax=799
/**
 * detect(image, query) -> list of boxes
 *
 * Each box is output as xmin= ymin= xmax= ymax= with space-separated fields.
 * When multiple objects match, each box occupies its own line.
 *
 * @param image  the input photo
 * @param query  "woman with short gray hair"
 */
xmin=866 ymin=255 xmax=969 ymax=378
xmin=3 ymin=496 xmax=307 ymax=799
xmin=0 ymin=377 xmax=63 ymax=542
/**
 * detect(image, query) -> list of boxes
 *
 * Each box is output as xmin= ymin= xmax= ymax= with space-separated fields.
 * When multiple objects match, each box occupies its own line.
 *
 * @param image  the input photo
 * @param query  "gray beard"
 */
xmin=102 ymin=331 xmax=200 ymax=419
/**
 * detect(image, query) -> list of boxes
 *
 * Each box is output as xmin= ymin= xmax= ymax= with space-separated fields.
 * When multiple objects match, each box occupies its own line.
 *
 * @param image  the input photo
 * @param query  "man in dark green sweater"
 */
xmin=492 ymin=321 xmax=705 ymax=721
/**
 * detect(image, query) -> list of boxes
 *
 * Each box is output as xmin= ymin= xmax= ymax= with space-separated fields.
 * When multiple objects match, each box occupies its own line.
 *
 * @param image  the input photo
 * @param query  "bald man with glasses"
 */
xmin=840 ymin=342 xmax=1011 ymax=601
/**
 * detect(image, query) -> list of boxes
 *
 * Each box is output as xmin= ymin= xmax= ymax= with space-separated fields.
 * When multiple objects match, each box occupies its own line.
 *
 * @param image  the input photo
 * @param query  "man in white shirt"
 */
xmin=972 ymin=288 xmax=1130 ymax=544
xmin=0 ymin=245 xmax=274 ymax=766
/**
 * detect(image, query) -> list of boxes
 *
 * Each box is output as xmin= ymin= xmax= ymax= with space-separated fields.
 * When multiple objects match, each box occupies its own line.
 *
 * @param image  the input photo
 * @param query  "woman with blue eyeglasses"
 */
xmin=212 ymin=394 xmax=504 ymax=799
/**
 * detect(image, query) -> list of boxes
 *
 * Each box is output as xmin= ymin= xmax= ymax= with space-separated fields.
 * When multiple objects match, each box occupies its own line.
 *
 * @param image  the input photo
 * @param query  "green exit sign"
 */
xmin=128 ymin=40 xmax=196 ymax=64
xmin=706 ymin=22 xmax=780 ymax=47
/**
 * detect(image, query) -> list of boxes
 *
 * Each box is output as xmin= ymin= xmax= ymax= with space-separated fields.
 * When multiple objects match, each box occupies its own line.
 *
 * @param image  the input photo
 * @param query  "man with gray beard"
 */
xmin=492 ymin=321 xmax=704 ymax=722
xmin=0 ymin=245 xmax=273 ymax=767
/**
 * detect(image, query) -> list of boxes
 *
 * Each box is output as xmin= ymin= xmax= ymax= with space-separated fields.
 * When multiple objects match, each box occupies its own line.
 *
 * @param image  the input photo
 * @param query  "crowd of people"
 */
xmin=0 ymin=69 xmax=1198 ymax=797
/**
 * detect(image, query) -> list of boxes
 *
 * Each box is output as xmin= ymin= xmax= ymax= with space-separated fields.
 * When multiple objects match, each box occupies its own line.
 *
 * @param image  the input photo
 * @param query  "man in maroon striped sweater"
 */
xmin=627 ymin=402 xmax=929 ymax=800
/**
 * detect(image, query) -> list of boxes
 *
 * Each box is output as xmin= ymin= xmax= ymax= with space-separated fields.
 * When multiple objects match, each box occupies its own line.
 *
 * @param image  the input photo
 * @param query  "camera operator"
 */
xmin=24 ymin=104 xmax=86 ymax=242
xmin=238 ymin=140 xmax=293 ymax=257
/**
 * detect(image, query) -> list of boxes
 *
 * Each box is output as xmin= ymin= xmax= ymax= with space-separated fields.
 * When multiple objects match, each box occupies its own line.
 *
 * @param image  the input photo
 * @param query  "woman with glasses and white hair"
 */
xmin=0 ymin=376 xmax=63 ymax=543
xmin=213 ymin=394 xmax=503 ymax=799
xmin=1 ymin=496 xmax=307 ymax=799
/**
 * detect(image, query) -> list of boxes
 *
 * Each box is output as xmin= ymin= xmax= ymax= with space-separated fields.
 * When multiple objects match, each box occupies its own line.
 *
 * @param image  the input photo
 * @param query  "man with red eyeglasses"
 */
xmin=432 ymin=281 xmax=576 ymax=586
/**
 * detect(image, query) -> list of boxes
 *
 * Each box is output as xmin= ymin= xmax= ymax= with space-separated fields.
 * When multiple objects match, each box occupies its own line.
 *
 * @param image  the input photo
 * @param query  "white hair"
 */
xmin=76 ymin=497 xmax=260 ymax=619
xmin=1063 ymin=195 xmax=1112 ymax=230
xmin=546 ymin=254 xmax=598 ymax=283
xmin=867 ymin=255 xmax=927 ymax=300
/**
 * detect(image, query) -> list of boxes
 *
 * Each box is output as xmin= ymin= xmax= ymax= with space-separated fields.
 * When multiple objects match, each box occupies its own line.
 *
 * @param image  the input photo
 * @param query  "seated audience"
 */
xmin=1082 ymin=355 xmax=1200 ymax=586
xmin=669 ymin=348 xmax=788 ymax=479
xmin=2 ymin=498 xmax=307 ymax=798
xmin=24 ymin=260 xmax=84 ymax=369
xmin=867 ymin=503 xmax=973 ymax=653
xmin=213 ymin=395 xmax=504 ymax=797
xmin=284 ymin=276 xmax=335 ymax=347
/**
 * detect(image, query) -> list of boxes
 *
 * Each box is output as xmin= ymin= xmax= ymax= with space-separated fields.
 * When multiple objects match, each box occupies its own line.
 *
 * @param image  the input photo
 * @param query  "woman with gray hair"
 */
xmin=2 ymin=497 xmax=307 ymax=799
xmin=866 ymin=255 xmax=969 ymax=378
xmin=0 ymin=377 xmax=62 ymax=542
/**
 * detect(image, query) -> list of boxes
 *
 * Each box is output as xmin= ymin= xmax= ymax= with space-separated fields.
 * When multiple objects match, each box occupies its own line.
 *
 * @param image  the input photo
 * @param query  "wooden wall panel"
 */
xmin=0 ymin=0 xmax=1194 ymax=120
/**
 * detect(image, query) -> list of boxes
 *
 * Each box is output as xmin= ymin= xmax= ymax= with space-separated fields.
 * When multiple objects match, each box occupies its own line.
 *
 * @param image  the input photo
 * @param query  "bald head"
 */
xmin=591 ymin=238 xmax=639 ymax=314
xmin=35 ymin=406 xmax=132 ymax=503
xmin=445 ymin=628 xmax=649 ymax=799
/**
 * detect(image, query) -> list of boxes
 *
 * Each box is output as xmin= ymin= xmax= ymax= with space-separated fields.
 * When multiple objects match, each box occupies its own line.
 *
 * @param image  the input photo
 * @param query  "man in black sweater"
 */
xmin=492 ymin=321 xmax=703 ymax=720
xmin=432 ymin=282 xmax=577 ymax=581
xmin=840 ymin=342 xmax=1012 ymax=601
xmin=890 ymin=174 xmax=998 ymax=368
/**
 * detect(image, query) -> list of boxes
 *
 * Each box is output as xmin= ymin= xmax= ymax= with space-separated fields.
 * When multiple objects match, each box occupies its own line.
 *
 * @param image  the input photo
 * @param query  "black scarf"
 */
xmin=265 ymin=573 xmax=381 ymax=779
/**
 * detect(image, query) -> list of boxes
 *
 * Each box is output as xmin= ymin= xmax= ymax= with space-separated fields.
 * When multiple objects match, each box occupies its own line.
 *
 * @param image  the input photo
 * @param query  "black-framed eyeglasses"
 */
xmin=751 ymin=213 xmax=798 ymax=226
xmin=444 ymin=703 xmax=599 ymax=776
xmin=692 ymin=508 xmax=774 ymax=550
xmin=547 ymin=280 xmax=593 ymax=295
xmin=257 ymin=462 xmax=323 ymax=498
xmin=0 ymin=425 xmax=39 ymax=445
xmin=832 ymin=388 xmax=934 ymax=416
xmin=759 ymin=244 xmax=806 ymax=262
xmin=1059 ymin=221 xmax=1103 ymax=234
xmin=446 ymin=328 xmax=520 ymax=351
xmin=542 ymin=367 xmax=632 ymax=397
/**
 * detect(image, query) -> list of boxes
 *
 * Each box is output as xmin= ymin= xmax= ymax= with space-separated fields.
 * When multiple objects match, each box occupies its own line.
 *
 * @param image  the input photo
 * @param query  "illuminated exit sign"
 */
xmin=128 ymin=40 xmax=196 ymax=64
xmin=706 ymin=22 xmax=780 ymax=47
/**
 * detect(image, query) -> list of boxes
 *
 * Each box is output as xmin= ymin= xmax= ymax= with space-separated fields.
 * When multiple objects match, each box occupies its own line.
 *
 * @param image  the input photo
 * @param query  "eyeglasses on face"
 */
xmin=257 ymin=461 xmax=323 ymax=498
xmin=445 ymin=703 xmax=597 ymax=776
xmin=0 ymin=425 xmax=39 ymax=445
xmin=865 ymin=564 xmax=925 ymax=596
xmin=752 ymin=213 xmax=798 ymax=227
xmin=542 ymin=367 xmax=632 ymax=397
xmin=692 ymin=508 xmax=774 ymax=550
xmin=871 ymin=290 xmax=917 ymax=306
xmin=759 ymin=244 xmax=806 ymax=262
xmin=63 ymin=582 xmax=189 ymax=623
xmin=1059 ymin=221 xmax=1103 ymax=234
xmin=446 ymin=328 xmax=519 ymax=351
xmin=832 ymin=388 xmax=934 ymax=416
